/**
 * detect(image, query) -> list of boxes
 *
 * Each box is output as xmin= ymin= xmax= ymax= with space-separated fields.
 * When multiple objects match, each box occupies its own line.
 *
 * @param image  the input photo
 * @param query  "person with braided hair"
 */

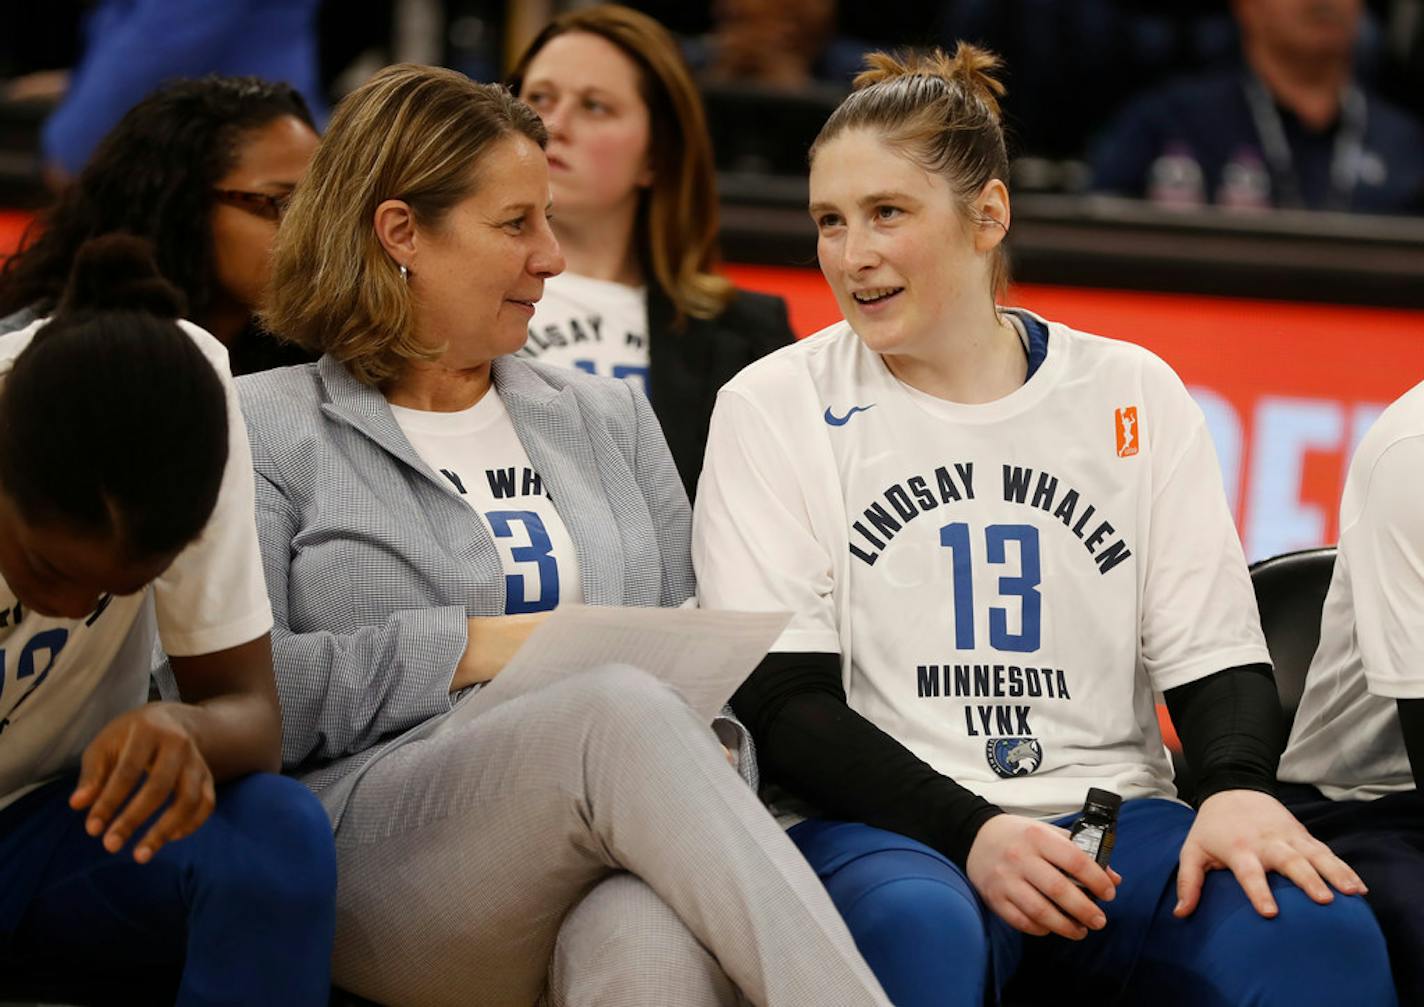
xmin=0 ymin=235 xmax=335 ymax=1004
xmin=694 ymin=44 xmax=1397 ymax=1007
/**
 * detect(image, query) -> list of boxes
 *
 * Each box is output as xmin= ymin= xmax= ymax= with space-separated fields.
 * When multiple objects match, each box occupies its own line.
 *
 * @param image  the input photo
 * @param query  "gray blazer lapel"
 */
xmin=314 ymin=355 xmax=506 ymax=609
xmin=494 ymin=357 xmax=626 ymax=606
xmin=314 ymin=355 xmax=454 ymax=494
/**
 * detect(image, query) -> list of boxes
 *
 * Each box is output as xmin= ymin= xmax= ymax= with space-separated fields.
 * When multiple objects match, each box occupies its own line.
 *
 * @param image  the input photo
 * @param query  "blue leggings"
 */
xmin=790 ymin=799 xmax=1396 ymax=1007
xmin=0 ymin=772 xmax=337 ymax=1006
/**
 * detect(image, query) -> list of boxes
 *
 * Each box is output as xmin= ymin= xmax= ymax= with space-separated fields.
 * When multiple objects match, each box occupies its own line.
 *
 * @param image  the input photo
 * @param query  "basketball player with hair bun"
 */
xmin=694 ymin=44 xmax=1397 ymax=1006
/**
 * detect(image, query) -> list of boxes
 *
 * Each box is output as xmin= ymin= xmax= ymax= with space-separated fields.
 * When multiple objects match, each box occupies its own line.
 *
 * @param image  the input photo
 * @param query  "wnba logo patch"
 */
xmin=1115 ymin=406 xmax=1139 ymax=457
xmin=986 ymin=737 xmax=1043 ymax=778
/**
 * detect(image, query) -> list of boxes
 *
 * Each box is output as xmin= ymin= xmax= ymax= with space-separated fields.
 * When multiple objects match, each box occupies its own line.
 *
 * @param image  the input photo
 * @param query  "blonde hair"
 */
xmin=810 ymin=44 xmax=1011 ymax=299
xmin=265 ymin=64 xmax=546 ymax=385
xmin=510 ymin=4 xmax=734 ymax=324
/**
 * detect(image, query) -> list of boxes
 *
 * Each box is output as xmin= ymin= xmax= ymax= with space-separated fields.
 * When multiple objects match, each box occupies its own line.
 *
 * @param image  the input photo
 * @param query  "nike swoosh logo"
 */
xmin=824 ymin=404 xmax=876 ymax=426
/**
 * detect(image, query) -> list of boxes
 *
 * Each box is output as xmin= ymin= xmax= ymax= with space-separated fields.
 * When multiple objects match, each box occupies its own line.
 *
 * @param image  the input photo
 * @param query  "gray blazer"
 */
xmin=239 ymin=354 xmax=734 ymax=826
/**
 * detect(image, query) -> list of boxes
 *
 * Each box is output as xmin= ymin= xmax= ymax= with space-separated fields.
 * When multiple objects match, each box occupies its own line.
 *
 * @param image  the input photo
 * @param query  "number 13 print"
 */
xmin=939 ymin=522 xmax=1042 ymax=652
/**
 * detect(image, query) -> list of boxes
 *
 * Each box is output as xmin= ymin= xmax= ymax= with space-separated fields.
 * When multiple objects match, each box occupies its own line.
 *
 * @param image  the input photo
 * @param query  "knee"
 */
xmin=551 ymin=874 xmax=735 ymax=1007
xmin=1264 ymin=886 xmax=1391 ymax=971
xmin=570 ymin=664 xmax=684 ymax=714
xmin=559 ymin=873 xmax=694 ymax=957
xmin=827 ymin=864 xmax=990 ymax=1007
xmin=1205 ymin=882 xmax=1393 ymax=1003
xmin=204 ymin=773 xmax=337 ymax=911
xmin=515 ymin=667 xmax=713 ymax=796
xmin=847 ymin=874 xmax=986 ymax=952
xmin=220 ymin=773 xmax=333 ymax=852
xmin=544 ymin=665 xmax=692 ymax=737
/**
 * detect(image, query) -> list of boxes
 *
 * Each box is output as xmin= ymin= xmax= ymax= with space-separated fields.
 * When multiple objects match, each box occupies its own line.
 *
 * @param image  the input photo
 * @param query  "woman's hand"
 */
xmin=966 ymin=814 xmax=1120 ymax=939
xmin=1174 ymin=789 xmax=1365 ymax=919
xmin=452 ymin=612 xmax=551 ymax=690
xmin=69 ymin=704 xmax=216 ymax=864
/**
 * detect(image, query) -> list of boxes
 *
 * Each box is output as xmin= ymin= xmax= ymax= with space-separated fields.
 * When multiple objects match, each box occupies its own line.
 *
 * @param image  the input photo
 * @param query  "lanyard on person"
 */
xmin=1241 ymin=71 xmax=1367 ymax=210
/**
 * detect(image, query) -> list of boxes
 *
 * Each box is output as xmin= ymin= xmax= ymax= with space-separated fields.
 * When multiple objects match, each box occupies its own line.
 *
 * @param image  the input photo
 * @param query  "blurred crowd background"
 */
xmin=3 ymin=0 xmax=1423 ymax=210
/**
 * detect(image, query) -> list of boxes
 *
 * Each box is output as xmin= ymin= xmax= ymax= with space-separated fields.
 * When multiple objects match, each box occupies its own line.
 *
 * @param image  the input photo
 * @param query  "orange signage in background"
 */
xmin=0 ymin=211 xmax=32 ymax=258
xmin=725 ymin=263 xmax=1424 ymax=561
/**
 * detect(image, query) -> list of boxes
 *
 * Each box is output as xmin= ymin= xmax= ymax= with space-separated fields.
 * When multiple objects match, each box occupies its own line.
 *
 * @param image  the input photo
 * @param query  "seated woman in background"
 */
xmin=693 ymin=44 xmax=1397 ymax=1007
xmin=0 ymin=75 xmax=320 ymax=374
xmin=0 ymin=236 xmax=334 ymax=1004
xmin=245 ymin=63 xmax=889 ymax=1007
xmin=510 ymin=4 xmax=794 ymax=497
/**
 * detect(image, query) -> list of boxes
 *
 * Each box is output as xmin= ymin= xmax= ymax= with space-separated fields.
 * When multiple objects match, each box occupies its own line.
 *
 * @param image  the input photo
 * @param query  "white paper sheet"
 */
xmin=434 ymin=604 xmax=792 ymax=733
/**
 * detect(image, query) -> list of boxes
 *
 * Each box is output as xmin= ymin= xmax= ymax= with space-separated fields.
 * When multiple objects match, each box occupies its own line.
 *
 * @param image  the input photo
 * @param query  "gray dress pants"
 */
xmin=331 ymin=665 xmax=890 ymax=1007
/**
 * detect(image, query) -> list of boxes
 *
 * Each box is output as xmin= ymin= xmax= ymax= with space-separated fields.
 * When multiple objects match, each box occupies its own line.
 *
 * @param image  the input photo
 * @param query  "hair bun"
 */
xmin=853 ymin=43 xmax=1006 ymax=118
xmin=55 ymin=234 xmax=186 ymax=320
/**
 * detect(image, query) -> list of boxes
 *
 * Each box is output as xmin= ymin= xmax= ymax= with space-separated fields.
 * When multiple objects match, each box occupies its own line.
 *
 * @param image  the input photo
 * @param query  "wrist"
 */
xmin=951 ymin=803 xmax=1007 ymax=869
xmin=160 ymin=696 xmax=278 ymax=778
xmin=1192 ymin=775 xmax=1276 ymax=809
xmin=455 ymin=613 xmax=545 ymax=690
xmin=150 ymin=699 xmax=204 ymax=741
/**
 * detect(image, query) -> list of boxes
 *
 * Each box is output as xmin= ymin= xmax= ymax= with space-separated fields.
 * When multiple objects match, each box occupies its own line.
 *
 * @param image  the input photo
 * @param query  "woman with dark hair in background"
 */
xmin=510 ymin=4 xmax=794 ymax=498
xmin=0 ymin=235 xmax=334 ymax=1004
xmin=0 ymin=75 xmax=320 ymax=374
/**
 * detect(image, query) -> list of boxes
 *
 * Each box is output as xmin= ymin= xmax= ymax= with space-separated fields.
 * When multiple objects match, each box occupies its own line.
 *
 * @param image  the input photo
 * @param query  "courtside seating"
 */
xmin=2 ymin=548 xmax=1341 ymax=1006
xmin=1249 ymin=547 xmax=1336 ymax=729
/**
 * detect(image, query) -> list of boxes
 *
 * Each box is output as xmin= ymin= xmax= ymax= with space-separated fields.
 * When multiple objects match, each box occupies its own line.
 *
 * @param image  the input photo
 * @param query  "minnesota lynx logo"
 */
xmin=987 ymin=736 xmax=1043 ymax=778
xmin=1115 ymin=406 xmax=1140 ymax=458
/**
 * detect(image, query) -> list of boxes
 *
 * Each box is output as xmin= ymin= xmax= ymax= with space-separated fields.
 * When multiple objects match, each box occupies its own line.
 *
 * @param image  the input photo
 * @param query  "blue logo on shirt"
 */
xmin=987 ymin=737 xmax=1043 ymax=778
xmin=824 ymin=404 xmax=876 ymax=427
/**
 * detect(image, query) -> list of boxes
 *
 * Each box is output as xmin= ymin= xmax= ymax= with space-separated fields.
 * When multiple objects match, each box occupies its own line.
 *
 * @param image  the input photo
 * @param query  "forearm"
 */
xmin=454 ymin=613 xmax=547 ymax=690
xmin=164 ymin=692 xmax=282 ymax=780
xmin=166 ymin=635 xmax=281 ymax=780
xmin=272 ymin=606 xmax=466 ymax=765
xmin=735 ymin=652 xmax=1002 ymax=867
xmin=1165 ymin=663 xmax=1283 ymax=803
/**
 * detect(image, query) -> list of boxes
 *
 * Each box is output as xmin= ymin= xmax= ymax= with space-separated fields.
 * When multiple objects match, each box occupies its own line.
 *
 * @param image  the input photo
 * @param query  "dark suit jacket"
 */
xmin=647 ymin=284 xmax=795 ymax=499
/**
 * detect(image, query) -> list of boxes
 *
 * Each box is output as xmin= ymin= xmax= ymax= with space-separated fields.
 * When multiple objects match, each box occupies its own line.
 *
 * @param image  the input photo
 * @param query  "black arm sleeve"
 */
xmin=1163 ymin=663 xmax=1283 ymax=805
xmin=731 ymin=652 xmax=1003 ymax=868
xmin=1396 ymin=699 xmax=1424 ymax=792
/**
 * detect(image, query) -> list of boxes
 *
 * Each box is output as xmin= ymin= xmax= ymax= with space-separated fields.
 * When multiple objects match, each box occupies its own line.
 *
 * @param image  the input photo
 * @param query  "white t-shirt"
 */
xmin=390 ymin=388 xmax=582 ymax=613
xmin=0 ymin=318 xmax=274 ymax=811
xmin=522 ymin=272 xmax=650 ymax=395
xmin=1278 ymin=380 xmax=1424 ymax=801
xmin=694 ymin=311 xmax=1269 ymax=819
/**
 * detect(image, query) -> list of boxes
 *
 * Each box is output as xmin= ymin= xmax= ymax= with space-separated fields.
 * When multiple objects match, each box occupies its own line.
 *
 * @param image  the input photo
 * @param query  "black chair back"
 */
xmin=1248 ymin=546 xmax=1337 ymax=728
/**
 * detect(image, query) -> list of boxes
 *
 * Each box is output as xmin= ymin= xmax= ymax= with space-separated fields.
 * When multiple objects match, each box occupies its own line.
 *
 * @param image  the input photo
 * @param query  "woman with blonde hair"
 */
xmin=693 ymin=44 xmax=1397 ymax=1006
xmin=510 ymin=4 xmax=793 ymax=498
xmin=245 ymin=62 xmax=889 ymax=1006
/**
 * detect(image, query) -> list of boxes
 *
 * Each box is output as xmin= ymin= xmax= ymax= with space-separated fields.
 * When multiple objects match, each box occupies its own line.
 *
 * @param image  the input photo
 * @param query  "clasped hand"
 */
xmin=68 ymin=703 xmax=215 ymax=864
